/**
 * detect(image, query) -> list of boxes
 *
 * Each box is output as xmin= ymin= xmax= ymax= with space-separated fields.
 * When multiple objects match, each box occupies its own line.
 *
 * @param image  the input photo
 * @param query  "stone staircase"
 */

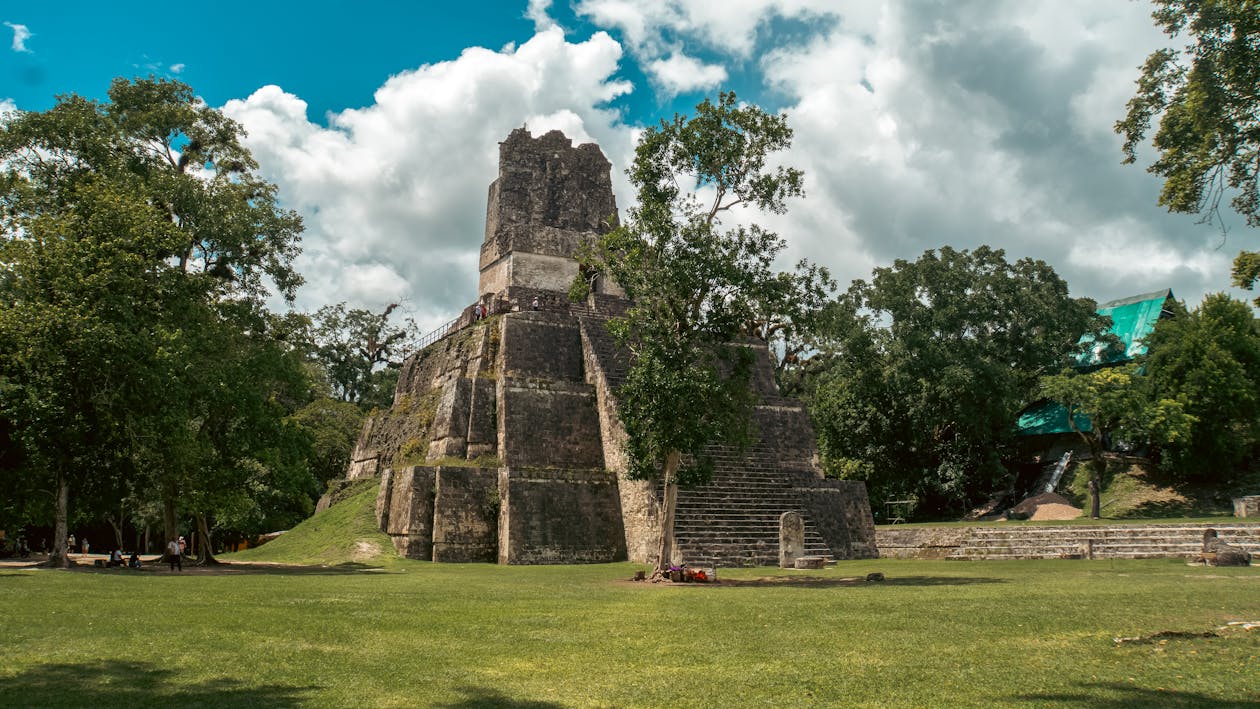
xmin=576 ymin=314 xmax=631 ymax=391
xmin=671 ymin=444 xmax=834 ymax=567
xmin=579 ymin=314 xmax=843 ymax=567
xmin=879 ymin=523 xmax=1260 ymax=560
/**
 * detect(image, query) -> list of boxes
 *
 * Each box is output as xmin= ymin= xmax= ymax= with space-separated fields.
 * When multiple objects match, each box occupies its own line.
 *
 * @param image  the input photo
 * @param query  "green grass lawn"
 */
xmin=2 ymin=488 xmax=1258 ymax=707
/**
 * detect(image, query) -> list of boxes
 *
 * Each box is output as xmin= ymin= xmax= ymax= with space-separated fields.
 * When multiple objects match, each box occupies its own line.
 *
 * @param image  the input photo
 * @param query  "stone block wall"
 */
xmin=433 ymin=467 xmax=499 ymax=562
xmin=383 ymin=467 xmax=436 ymax=558
xmin=498 ymin=467 xmax=626 ymax=564
xmin=1236 ymin=496 xmax=1260 ymax=518
xmin=479 ymin=128 xmax=618 ymax=295
xmin=347 ymin=320 xmax=499 ymax=477
xmin=501 ymin=313 xmax=584 ymax=382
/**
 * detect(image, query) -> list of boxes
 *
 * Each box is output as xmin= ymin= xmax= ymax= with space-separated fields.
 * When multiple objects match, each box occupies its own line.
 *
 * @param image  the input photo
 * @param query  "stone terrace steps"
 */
xmin=579 ymin=315 xmax=838 ymax=568
xmin=947 ymin=524 xmax=1260 ymax=560
xmin=577 ymin=316 xmax=630 ymax=388
xmin=670 ymin=445 xmax=834 ymax=567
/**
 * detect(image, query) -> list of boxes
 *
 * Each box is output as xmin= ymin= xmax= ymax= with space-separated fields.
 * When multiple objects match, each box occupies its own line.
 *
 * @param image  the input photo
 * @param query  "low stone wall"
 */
xmin=877 ymin=527 xmax=974 ymax=559
xmin=878 ymin=523 xmax=1260 ymax=560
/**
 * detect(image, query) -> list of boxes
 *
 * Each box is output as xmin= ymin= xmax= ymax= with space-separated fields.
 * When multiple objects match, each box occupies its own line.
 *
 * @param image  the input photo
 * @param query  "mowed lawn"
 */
xmin=1 ymin=557 xmax=1257 ymax=708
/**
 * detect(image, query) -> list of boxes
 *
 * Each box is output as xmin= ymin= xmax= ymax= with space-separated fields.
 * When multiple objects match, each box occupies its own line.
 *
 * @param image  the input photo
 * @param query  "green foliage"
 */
xmin=0 ymin=77 xmax=310 ymax=557
xmin=580 ymin=91 xmax=815 ymax=486
xmin=1145 ymin=293 xmax=1260 ymax=481
xmin=1117 ymin=0 xmax=1260 ymax=300
xmin=1040 ymin=364 xmax=1196 ymax=516
xmin=289 ymin=398 xmax=367 ymax=488
xmin=310 ymin=302 xmax=414 ymax=408
xmin=395 ymin=438 xmax=430 ymax=467
xmin=808 ymin=246 xmax=1102 ymax=516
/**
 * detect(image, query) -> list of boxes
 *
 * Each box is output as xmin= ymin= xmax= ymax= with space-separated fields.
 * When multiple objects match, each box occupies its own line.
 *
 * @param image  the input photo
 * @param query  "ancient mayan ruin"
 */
xmin=342 ymin=127 xmax=877 ymax=566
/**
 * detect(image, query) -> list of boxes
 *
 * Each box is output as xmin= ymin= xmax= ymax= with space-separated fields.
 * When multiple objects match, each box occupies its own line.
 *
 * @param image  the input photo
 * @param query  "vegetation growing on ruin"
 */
xmin=388 ymin=391 xmax=441 ymax=467
xmin=577 ymin=92 xmax=829 ymax=568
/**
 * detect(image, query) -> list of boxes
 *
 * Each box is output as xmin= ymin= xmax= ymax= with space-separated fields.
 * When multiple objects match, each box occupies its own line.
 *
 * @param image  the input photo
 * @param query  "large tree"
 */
xmin=310 ymin=302 xmax=414 ymax=410
xmin=577 ymin=92 xmax=826 ymax=568
xmin=1040 ymin=365 xmax=1194 ymax=518
xmin=807 ymin=246 xmax=1103 ymax=517
xmin=1144 ymin=293 xmax=1260 ymax=482
xmin=0 ymin=78 xmax=305 ymax=565
xmin=1117 ymin=0 xmax=1260 ymax=300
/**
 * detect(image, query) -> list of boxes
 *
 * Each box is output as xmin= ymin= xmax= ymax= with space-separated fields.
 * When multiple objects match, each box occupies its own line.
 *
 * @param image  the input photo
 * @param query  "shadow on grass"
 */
xmin=1016 ymin=682 xmax=1257 ymax=707
xmin=713 ymin=575 xmax=1004 ymax=588
xmin=435 ymin=687 xmax=566 ymax=708
xmin=66 ymin=561 xmax=397 ymax=577
xmin=2 ymin=659 xmax=314 ymax=707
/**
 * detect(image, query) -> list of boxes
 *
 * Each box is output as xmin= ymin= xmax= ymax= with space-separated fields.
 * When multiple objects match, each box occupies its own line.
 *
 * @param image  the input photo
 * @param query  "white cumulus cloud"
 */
xmin=647 ymin=51 xmax=728 ymax=96
xmin=223 ymin=28 xmax=637 ymax=329
xmin=525 ymin=0 xmax=557 ymax=32
xmin=4 ymin=21 xmax=31 ymax=53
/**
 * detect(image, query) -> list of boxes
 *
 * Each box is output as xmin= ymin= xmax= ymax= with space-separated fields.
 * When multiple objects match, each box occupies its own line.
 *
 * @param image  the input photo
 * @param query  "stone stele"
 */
xmin=335 ymin=127 xmax=877 ymax=566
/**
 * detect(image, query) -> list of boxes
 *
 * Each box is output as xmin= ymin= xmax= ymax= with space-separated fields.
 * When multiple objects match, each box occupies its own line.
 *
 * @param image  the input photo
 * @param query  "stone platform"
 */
xmin=878 ymin=523 xmax=1260 ymax=560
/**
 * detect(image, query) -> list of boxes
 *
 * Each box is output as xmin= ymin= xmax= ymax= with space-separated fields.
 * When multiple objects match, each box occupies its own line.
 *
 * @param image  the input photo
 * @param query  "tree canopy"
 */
xmin=310 ymin=302 xmax=414 ymax=410
xmin=807 ymin=246 xmax=1102 ymax=517
xmin=1040 ymin=364 xmax=1194 ymax=517
xmin=1117 ymin=0 xmax=1260 ymax=299
xmin=577 ymin=92 xmax=825 ymax=567
xmin=0 ymin=77 xmax=308 ymax=564
xmin=1144 ymin=292 xmax=1260 ymax=481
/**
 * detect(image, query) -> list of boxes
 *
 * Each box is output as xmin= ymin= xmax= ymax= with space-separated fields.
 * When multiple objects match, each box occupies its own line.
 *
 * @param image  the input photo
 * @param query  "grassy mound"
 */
xmin=223 ymin=478 xmax=398 ymax=566
xmin=1062 ymin=459 xmax=1238 ymax=520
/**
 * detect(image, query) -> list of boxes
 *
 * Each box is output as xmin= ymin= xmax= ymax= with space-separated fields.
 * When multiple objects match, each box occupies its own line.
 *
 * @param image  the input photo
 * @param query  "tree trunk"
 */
xmin=655 ymin=450 xmax=681 ymax=571
xmin=1088 ymin=473 xmax=1101 ymax=519
xmin=161 ymin=480 xmax=178 ymax=549
xmin=1086 ymin=439 xmax=1106 ymax=520
xmin=1069 ymin=420 xmax=1105 ymax=521
xmin=46 ymin=473 xmax=71 ymax=568
xmin=107 ymin=503 xmax=125 ymax=551
xmin=194 ymin=513 xmax=219 ymax=565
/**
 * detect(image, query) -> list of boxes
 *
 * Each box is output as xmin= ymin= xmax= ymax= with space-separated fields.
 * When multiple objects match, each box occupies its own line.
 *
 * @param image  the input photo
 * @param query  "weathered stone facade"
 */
xmin=343 ymin=128 xmax=876 ymax=565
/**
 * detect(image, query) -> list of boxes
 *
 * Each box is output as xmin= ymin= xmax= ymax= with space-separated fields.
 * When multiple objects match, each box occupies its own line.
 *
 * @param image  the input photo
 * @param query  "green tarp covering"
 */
xmin=1077 ymin=288 xmax=1174 ymax=367
xmin=1017 ymin=289 xmax=1173 ymax=436
xmin=1015 ymin=399 xmax=1092 ymax=436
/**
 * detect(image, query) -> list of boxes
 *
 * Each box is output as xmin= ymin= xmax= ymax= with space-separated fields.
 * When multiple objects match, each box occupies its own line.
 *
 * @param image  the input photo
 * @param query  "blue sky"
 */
xmin=2 ymin=2 xmax=1251 ymax=329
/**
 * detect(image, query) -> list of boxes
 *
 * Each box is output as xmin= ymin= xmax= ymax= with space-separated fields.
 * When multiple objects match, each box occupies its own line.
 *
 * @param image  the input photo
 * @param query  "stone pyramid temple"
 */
xmin=342 ymin=128 xmax=876 ymax=566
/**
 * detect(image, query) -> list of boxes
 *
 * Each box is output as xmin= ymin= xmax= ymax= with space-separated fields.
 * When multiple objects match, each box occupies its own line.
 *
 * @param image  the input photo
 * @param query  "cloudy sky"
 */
xmin=2 ymin=1 xmax=1251 ymax=331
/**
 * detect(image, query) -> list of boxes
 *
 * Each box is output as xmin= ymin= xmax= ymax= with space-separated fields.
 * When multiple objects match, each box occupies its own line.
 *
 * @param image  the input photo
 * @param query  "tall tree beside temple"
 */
xmin=0 ymin=78 xmax=306 ymax=564
xmin=578 ymin=92 xmax=828 ymax=568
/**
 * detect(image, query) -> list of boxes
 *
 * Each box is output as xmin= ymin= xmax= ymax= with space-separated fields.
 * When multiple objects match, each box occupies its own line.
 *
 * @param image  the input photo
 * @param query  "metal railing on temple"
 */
xmin=409 ymin=315 xmax=461 ymax=355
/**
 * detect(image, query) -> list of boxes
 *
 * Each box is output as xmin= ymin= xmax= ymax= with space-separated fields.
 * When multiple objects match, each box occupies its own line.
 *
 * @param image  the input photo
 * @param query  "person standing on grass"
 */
xmin=166 ymin=538 xmax=182 ymax=571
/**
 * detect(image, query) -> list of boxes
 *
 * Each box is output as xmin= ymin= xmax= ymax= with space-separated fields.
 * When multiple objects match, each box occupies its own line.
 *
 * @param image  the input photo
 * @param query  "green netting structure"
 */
xmin=1077 ymin=288 xmax=1175 ymax=367
xmin=1015 ymin=399 xmax=1092 ymax=436
xmin=1017 ymin=289 xmax=1174 ymax=436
